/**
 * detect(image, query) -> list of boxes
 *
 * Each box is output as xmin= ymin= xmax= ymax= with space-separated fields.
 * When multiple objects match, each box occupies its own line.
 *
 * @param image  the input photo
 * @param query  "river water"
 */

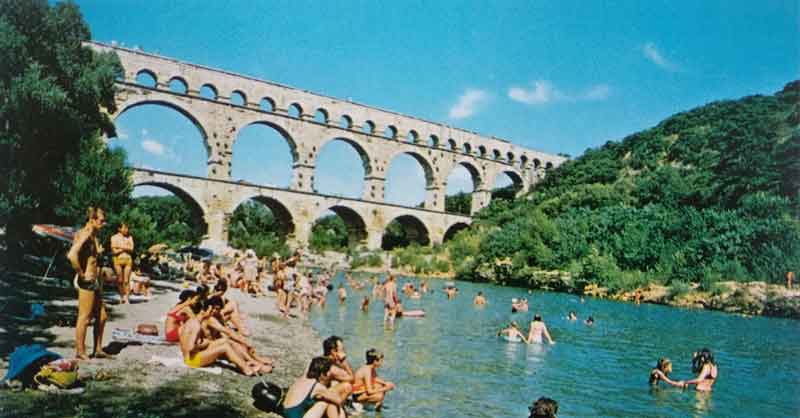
xmin=309 ymin=275 xmax=800 ymax=417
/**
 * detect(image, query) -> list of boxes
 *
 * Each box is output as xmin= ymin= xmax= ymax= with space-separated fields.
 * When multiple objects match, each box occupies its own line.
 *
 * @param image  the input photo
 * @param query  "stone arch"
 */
xmin=428 ymin=134 xmax=440 ymax=148
xmin=314 ymin=108 xmax=329 ymax=124
xmin=384 ymin=125 xmax=398 ymax=140
xmin=230 ymin=90 xmax=247 ymax=106
xmin=362 ymin=120 xmax=375 ymax=134
xmin=318 ymin=205 xmax=368 ymax=247
xmin=113 ymin=98 xmax=211 ymax=158
xmin=260 ymin=97 xmax=275 ymax=112
xmin=492 ymin=149 xmax=501 ymax=160
xmin=168 ymin=76 xmax=188 ymax=94
xmin=288 ymin=103 xmax=303 ymax=118
xmin=463 ymin=143 xmax=472 ymax=155
xmin=478 ymin=145 xmax=487 ymax=157
xmin=315 ymin=136 xmax=373 ymax=176
xmin=200 ymin=83 xmax=218 ymax=100
xmin=407 ymin=130 xmax=419 ymax=143
xmin=448 ymin=138 xmax=458 ymax=151
xmin=520 ymin=154 xmax=529 ymax=169
xmin=131 ymin=181 xmax=208 ymax=230
xmin=446 ymin=160 xmax=483 ymax=191
xmin=231 ymin=194 xmax=295 ymax=237
xmin=384 ymin=150 xmax=436 ymax=207
xmin=135 ymin=69 xmax=157 ymax=87
xmin=382 ymin=214 xmax=431 ymax=249
xmin=507 ymin=151 xmax=515 ymax=163
xmin=533 ymin=158 xmax=542 ymax=169
xmin=232 ymin=121 xmax=300 ymax=186
xmin=489 ymin=168 xmax=527 ymax=200
xmin=443 ymin=222 xmax=470 ymax=242
xmin=339 ymin=115 xmax=353 ymax=129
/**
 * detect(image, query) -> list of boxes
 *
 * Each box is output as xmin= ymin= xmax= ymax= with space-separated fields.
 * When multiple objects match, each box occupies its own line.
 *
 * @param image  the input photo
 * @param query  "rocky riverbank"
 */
xmin=0 ymin=271 xmax=320 ymax=418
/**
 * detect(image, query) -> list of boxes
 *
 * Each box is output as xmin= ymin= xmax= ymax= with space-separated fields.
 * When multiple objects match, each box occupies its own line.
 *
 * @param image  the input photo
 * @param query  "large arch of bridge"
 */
xmin=113 ymin=98 xmax=210 ymax=156
xmin=381 ymin=213 xmax=431 ymax=250
xmin=314 ymin=205 xmax=369 ymax=248
xmin=445 ymin=160 xmax=484 ymax=191
xmin=130 ymin=181 xmax=209 ymax=235
xmin=384 ymin=150 xmax=435 ymax=207
xmin=230 ymin=194 xmax=296 ymax=237
xmin=443 ymin=221 xmax=470 ymax=242
xmin=488 ymin=168 xmax=527 ymax=196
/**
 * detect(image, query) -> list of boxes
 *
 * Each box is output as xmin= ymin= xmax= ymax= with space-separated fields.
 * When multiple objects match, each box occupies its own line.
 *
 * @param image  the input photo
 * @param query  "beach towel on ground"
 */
xmin=112 ymin=328 xmax=172 ymax=345
xmin=147 ymin=355 xmax=222 ymax=375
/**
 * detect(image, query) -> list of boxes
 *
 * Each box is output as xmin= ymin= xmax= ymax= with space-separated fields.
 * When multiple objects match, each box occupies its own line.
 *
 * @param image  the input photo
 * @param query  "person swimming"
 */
xmin=649 ymin=358 xmax=684 ymax=388
xmin=584 ymin=316 xmax=594 ymax=325
xmin=473 ymin=291 xmax=487 ymax=305
xmin=684 ymin=348 xmax=718 ymax=391
xmin=567 ymin=311 xmax=577 ymax=321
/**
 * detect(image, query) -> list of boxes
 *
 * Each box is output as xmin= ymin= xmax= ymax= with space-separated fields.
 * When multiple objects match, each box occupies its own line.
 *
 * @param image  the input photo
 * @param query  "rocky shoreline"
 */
xmin=0 ymin=272 xmax=320 ymax=418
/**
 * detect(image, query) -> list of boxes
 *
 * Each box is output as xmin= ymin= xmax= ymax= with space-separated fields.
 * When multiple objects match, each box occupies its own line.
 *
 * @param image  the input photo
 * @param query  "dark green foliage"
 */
xmin=309 ymin=215 xmax=349 ymax=253
xmin=228 ymin=201 xmax=289 ymax=258
xmin=445 ymin=191 xmax=471 ymax=215
xmin=0 ymin=0 xmax=124 ymax=260
xmin=381 ymin=219 xmax=408 ymax=250
xmin=455 ymin=82 xmax=800 ymax=289
xmin=108 ymin=195 xmax=205 ymax=256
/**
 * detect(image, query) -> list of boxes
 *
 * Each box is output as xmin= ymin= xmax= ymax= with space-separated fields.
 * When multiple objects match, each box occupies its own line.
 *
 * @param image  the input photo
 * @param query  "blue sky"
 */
xmin=84 ymin=0 xmax=798 ymax=207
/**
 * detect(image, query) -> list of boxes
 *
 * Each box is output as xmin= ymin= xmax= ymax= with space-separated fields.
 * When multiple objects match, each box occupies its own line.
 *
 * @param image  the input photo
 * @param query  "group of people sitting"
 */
xmin=283 ymin=336 xmax=395 ymax=418
xmin=164 ymin=282 xmax=273 ymax=375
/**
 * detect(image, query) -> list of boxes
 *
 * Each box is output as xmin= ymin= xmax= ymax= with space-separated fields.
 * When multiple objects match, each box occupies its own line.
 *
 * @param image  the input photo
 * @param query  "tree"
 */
xmin=0 ymin=0 xmax=123 ymax=261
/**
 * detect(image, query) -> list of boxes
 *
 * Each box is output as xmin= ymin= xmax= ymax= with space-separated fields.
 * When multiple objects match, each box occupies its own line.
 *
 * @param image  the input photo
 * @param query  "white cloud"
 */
xmin=140 ymin=128 xmax=149 ymax=137
xmin=583 ymin=84 xmax=611 ymax=101
xmin=508 ymin=80 xmax=561 ymax=105
xmin=448 ymin=89 xmax=490 ymax=119
xmin=509 ymin=81 xmax=611 ymax=105
xmin=642 ymin=42 xmax=678 ymax=71
xmin=141 ymin=139 xmax=166 ymax=156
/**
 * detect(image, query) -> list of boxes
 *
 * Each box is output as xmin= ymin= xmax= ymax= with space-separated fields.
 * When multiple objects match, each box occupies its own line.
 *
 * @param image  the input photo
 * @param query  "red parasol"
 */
xmin=32 ymin=224 xmax=77 ymax=243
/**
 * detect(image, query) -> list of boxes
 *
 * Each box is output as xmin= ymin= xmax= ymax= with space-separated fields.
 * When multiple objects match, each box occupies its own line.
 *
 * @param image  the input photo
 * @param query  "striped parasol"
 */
xmin=32 ymin=224 xmax=76 ymax=243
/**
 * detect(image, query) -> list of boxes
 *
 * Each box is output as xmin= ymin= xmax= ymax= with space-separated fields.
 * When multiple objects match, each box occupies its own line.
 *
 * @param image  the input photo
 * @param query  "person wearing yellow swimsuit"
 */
xmin=111 ymin=223 xmax=135 ymax=304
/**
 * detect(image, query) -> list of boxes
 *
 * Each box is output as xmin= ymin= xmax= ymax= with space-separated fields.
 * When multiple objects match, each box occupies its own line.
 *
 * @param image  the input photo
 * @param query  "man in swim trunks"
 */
xmin=353 ymin=348 xmax=395 ymax=411
xmin=67 ymin=207 xmax=111 ymax=360
xmin=283 ymin=357 xmax=346 ymax=418
xmin=322 ymin=336 xmax=355 ymax=399
xmin=383 ymin=275 xmax=399 ymax=323
xmin=110 ymin=222 xmax=135 ymax=304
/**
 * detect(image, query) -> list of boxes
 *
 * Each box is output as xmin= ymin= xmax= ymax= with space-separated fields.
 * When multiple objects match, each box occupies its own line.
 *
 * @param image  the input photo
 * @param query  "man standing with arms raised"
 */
xmin=67 ymin=207 xmax=111 ymax=360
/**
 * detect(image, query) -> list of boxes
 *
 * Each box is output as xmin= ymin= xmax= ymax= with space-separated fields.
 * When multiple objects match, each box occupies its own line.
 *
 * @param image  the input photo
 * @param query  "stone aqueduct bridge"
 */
xmin=90 ymin=42 xmax=566 ymax=250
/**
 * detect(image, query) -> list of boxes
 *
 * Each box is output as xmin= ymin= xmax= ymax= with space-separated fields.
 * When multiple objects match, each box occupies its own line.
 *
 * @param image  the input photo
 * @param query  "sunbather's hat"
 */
xmin=3 ymin=344 xmax=61 ymax=382
xmin=252 ymin=380 xmax=284 ymax=413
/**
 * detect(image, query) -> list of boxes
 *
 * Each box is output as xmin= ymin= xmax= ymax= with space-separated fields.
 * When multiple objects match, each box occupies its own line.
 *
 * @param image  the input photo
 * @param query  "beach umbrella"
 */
xmin=32 ymin=224 xmax=76 ymax=243
xmin=31 ymin=224 xmax=77 ymax=279
xmin=2 ymin=344 xmax=61 ymax=382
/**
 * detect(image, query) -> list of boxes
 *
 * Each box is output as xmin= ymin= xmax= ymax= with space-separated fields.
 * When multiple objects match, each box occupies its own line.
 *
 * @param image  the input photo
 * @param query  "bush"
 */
xmin=667 ymin=281 xmax=692 ymax=300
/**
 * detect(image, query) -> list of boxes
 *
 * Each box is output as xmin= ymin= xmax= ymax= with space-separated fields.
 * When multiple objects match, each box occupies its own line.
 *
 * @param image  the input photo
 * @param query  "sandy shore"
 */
xmin=0 ymin=272 xmax=320 ymax=418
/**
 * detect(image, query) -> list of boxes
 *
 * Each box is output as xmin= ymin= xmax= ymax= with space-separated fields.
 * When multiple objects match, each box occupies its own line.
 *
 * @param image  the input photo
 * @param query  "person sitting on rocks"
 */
xmin=211 ymin=280 xmax=250 ymax=336
xmin=283 ymin=356 xmax=346 ymax=418
xmin=179 ymin=296 xmax=255 ymax=375
xmin=200 ymin=295 xmax=272 ymax=374
xmin=352 ymin=348 xmax=395 ymax=411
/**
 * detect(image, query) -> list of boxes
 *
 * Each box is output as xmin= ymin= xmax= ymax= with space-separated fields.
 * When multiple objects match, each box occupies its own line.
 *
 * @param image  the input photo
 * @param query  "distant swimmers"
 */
xmin=497 ymin=321 xmax=527 ymax=342
xmin=473 ymin=291 xmax=487 ymax=305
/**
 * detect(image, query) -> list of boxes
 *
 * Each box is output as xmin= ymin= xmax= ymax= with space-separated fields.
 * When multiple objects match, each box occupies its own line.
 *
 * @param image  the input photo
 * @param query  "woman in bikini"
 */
xmin=683 ymin=348 xmax=718 ymax=391
xmin=111 ymin=223 xmax=135 ymax=304
xmin=649 ymin=358 xmax=684 ymax=388
xmin=283 ymin=357 xmax=346 ymax=418
xmin=164 ymin=290 xmax=198 ymax=343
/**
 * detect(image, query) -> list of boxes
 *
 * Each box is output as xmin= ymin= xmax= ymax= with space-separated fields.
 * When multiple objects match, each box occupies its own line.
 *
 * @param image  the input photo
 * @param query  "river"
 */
xmin=309 ymin=275 xmax=800 ymax=417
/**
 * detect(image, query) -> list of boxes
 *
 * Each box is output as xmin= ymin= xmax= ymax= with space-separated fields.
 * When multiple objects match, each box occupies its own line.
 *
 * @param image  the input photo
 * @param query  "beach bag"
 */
xmin=252 ymin=380 xmax=285 ymax=414
xmin=34 ymin=360 xmax=79 ymax=389
xmin=136 ymin=323 xmax=159 ymax=336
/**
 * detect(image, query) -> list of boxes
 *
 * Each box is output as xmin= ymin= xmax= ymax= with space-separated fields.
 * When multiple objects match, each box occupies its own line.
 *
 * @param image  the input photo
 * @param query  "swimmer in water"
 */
xmin=361 ymin=295 xmax=370 ymax=312
xmin=584 ymin=316 xmax=594 ymax=325
xmin=527 ymin=314 xmax=555 ymax=344
xmin=649 ymin=358 xmax=684 ymax=388
xmin=338 ymin=284 xmax=347 ymax=304
xmin=683 ymin=348 xmax=718 ymax=392
xmin=473 ymin=291 xmax=487 ymax=305
xmin=567 ymin=311 xmax=577 ymax=321
xmin=497 ymin=321 xmax=527 ymax=342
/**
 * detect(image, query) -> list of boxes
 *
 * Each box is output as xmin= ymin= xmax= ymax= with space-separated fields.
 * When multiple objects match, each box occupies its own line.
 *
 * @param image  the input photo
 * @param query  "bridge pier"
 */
xmin=425 ymin=183 xmax=445 ymax=211
xmin=470 ymin=189 xmax=491 ymax=215
xmin=363 ymin=176 xmax=386 ymax=202
xmin=202 ymin=210 xmax=231 ymax=253
xmin=365 ymin=229 xmax=384 ymax=251
xmin=291 ymin=164 xmax=316 ymax=192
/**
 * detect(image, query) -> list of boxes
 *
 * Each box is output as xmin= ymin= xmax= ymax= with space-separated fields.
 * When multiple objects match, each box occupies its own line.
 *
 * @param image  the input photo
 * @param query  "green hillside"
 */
xmin=449 ymin=81 xmax=800 ymax=292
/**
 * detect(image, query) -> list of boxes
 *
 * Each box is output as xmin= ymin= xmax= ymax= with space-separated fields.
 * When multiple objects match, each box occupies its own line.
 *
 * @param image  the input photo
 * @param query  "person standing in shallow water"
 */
xmin=67 ymin=207 xmax=111 ymax=360
xmin=473 ymin=291 xmax=487 ymax=305
xmin=683 ymin=348 xmax=718 ymax=392
xmin=527 ymin=314 xmax=555 ymax=344
xmin=649 ymin=358 xmax=684 ymax=388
